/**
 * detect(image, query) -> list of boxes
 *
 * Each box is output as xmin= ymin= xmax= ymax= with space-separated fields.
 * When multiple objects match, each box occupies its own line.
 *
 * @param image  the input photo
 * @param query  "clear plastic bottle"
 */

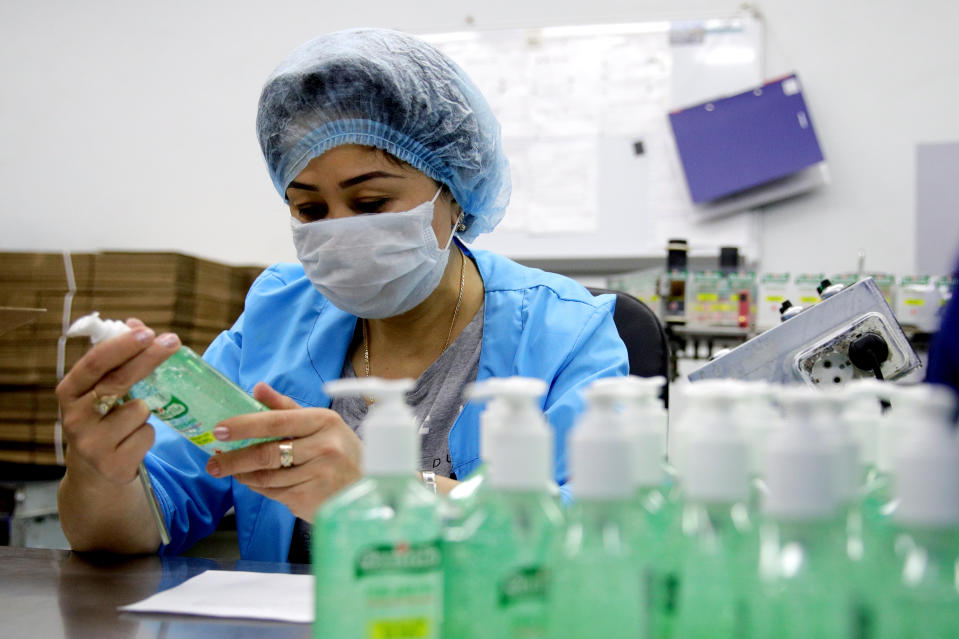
xmin=673 ymin=382 xmax=758 ymax=639
xmin=546 ymin=379 xmax=646 ymax=639
xmin=753 ymin=386 xmax=849 ymax=639
xmin=442 ymin=378 xmax=563 ymax=639
xmin=876 ymin=384 xmax=959 ymax=639
xmin=816 ymin=389 xmax=881 ymax=638
xmin=67 ymin=312 xmax=272 ymax=454
xmin=314 ymin=378 xmax=443 ymax=639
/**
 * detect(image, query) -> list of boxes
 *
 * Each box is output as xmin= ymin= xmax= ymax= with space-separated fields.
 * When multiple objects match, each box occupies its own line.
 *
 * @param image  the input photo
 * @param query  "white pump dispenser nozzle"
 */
xmin=814 ymin=389 xmax=863 ymax=505
xmin=595 ymin=375 xmax=667 ymax=488
xmin=764 ymin=385 xmax=839 ymax=519
xmin=681 ymin=381 xmax=750 ymax=502
xmin=892 ymin=384 xmax=959 ymax=526
xmin=573 ymin=376 xmax=662 ymax=499
xmin=67 ymin=312 xmax=132 ymax=343
xmin=465 ymin=377 xmax=549 ymax=490
xmin=841 ymin=379 xmax=887 ymax=470
xmin=324 ymin=377 xmax=416 ymax=476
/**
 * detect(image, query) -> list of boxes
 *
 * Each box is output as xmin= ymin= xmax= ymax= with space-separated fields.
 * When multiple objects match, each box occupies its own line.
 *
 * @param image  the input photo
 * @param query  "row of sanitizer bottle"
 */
xmin=309 ymin=374 xmax=959 ymax=639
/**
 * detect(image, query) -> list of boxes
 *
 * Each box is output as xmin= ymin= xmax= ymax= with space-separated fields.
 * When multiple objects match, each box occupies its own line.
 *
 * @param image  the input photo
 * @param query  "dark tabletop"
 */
xmin=0 ymin=546 xmax=312 ymax=639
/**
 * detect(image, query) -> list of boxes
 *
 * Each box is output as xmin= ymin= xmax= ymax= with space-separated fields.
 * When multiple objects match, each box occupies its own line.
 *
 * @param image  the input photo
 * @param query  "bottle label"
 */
xmin=143 ymin=391 xmax=205 ymax=436
xmin=498 ymin=565 xmax=551 ymax=637
xmin=355 ymin=541 xmax=442 ymax=577
xmin=498 ymin=565 xmax=550 ymax=607
xmin=153 ymin=395 xmax=190 ymax=421
xmin=355 ymin=540 xmax=442 ymax=639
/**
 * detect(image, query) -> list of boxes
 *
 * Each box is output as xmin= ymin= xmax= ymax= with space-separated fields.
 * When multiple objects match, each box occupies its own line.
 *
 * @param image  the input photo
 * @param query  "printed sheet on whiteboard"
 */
xmin=421 ymin=15 xmax=763 ymax=259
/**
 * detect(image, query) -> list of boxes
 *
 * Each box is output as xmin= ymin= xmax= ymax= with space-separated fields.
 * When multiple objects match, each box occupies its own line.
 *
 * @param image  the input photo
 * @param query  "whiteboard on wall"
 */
xmin=421 ymin=14 xmax=764 ymax=263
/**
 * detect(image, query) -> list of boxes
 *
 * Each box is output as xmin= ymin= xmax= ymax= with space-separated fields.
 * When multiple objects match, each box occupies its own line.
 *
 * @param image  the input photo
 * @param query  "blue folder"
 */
xmin=669 ymin=74 xmax=825 ymax=203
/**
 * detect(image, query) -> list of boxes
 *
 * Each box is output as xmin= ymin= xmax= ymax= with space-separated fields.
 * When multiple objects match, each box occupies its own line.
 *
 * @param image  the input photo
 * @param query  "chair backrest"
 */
xmin=588 ymin=287 xmax=671 ymax=401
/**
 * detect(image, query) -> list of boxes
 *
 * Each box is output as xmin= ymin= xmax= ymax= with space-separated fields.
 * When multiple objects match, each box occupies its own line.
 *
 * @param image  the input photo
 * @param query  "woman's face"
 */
xmin=285 ymin=145 xmax=459 ymax=244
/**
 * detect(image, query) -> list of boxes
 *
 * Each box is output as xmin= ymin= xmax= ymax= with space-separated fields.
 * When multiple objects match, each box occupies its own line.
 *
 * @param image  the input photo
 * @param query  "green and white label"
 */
xmin=355 ymin=540 xmax=443 ymax=639
xmin=152 ymin=395 xmax=189 ymax=420
xmin=498 ymin=566 xmax=550 ymax=608
xmin=355 ymin=541 xmax=442 ymax=578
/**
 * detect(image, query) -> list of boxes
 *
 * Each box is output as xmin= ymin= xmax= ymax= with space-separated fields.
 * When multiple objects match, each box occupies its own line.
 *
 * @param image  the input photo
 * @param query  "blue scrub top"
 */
xmin=144 ymin=243 xmax=628 ymax=561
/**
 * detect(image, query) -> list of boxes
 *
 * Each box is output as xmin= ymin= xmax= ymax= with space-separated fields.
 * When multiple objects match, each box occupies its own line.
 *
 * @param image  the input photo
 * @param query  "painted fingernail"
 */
xmin=134 ymin=328 xmax=156 ymax=343
xmin=206 ymin=459 xmax=221 ymax=477
xmin=156 ymin=333 xmax=180 ymax=348
xmin=213 ymin=426 xmax=229 ymax=441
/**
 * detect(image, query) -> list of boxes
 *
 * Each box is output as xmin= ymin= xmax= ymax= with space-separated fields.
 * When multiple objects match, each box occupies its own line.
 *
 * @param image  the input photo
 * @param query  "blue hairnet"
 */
xmin=256 ymin=28 xmax=510 ymax=242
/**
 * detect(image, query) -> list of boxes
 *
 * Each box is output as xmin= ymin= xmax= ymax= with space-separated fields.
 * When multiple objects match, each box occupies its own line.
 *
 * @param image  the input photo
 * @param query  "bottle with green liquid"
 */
xmin=442 ymin=377 xmax=564 ymax=639
xmin=753 ymin=386 xmax=850 ymax=639
xmin=626 ymin=375 xmax=682 ymax=639
xmin=314 ymin=378 xmax=443 ymax=639
xmin=876 ymin=384 xmax=959 ymax=639
xmin=546 ymin=378 xmax=647 ymax=639
xmin=673 ymin=381 xmax=757 ymax=639
xmin=67 ymin=312 xmax=272 ymax=454
xmin=847 ymin=380 xmax=897 ymax=526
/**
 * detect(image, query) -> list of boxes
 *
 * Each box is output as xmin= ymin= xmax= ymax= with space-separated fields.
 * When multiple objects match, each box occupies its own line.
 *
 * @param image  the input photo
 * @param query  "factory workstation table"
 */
xmin=0 ymin=546 xmax=311 ymax=639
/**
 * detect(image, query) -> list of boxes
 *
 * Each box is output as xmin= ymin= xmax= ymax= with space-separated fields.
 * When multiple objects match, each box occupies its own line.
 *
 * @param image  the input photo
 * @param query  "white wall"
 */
xmin=1 ymin=0 xmax=957 ymax=274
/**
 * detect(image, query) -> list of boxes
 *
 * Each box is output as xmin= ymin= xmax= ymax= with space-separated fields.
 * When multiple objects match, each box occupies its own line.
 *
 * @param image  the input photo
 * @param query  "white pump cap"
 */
xmin=841 ymin=379 xmax=887 ymax=470
xmin=815 ymin=389 xmax=862 ymax=505
xmin=763 ymin=385 xmax=839 ymax=519
xmin=893 ymin=384 xmax=959 ymax=526
xmin=681 ymin=381 xmax=750 ymax=503
xmin=66 ymin=312 xmax=132 ymax=343
xmin=465 ymin=377 xmax=550 ymax=491
xmin=616 ymin=376 xmax=667 ymax=487
xmin=572 ymin=377 xmax=647 ymax=499
xmin=672 ymin=379 xmax=738 ymax=479
xmin=324 ymin=377 xmax=417 ymax=476
xmin=730 ymin=380 xmax=783 ymax=478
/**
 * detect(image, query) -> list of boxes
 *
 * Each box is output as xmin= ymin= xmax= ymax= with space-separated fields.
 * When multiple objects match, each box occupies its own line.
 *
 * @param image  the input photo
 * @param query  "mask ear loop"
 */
xmin=443 ymin=211 xmax=465 ymax=251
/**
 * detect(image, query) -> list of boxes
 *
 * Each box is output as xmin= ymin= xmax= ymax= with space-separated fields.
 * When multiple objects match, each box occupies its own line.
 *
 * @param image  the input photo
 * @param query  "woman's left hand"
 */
xmin=205 ymin=382 xmax=362 ymax=521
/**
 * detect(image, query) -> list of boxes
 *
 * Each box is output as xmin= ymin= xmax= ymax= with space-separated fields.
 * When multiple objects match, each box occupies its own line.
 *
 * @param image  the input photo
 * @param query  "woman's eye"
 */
xmin=296 ymin=204 xmax=327 ymax=221
xmin=354 ymin=198 xmax=389 ymax=214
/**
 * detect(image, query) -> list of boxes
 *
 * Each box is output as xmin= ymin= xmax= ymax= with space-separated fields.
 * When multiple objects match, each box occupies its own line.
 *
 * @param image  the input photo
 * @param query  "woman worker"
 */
xmin=55 ymin=28 xmax=629 ymax=562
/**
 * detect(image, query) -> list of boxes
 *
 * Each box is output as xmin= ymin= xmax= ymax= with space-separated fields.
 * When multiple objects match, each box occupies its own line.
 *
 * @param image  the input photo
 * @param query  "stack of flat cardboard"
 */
xmin=0 ymin=252 xmax=265 ymax=466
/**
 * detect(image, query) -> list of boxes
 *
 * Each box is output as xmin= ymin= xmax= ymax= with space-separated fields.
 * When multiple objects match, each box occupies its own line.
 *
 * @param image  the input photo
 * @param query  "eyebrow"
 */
xmin=286 ymin=171 xmax=405 ymax=193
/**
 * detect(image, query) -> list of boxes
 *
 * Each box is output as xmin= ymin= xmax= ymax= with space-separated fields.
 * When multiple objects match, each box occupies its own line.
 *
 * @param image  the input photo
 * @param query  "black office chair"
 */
xmin=588 ymin=287 xmax=670 ymax=404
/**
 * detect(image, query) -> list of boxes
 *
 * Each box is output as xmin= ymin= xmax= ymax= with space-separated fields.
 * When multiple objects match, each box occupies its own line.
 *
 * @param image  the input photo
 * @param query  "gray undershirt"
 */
xmin=331 ymin=304 xmax=484 ymax=479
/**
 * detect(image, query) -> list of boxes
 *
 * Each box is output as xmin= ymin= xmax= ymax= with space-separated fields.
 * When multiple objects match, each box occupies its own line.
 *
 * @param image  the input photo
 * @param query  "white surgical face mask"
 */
xmin=290 ymin=188 xmax=458 ymax=319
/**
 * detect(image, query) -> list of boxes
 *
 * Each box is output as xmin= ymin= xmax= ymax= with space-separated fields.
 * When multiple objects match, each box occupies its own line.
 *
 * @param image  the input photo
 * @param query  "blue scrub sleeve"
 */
xmin=541 ymin=295 xmax=630 ymax=503
xmin=144 ymin=420 xmax=235 ymax=556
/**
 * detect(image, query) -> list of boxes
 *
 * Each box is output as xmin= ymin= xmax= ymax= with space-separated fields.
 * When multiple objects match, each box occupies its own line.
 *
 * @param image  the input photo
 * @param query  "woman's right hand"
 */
xmin=55 ymin=319 xmax=182 ymax=484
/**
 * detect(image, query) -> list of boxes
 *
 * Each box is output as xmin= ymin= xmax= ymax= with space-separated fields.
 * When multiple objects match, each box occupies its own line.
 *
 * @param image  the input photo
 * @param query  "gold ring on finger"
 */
xmin=92 ymin=389 xmax=121 ymax=416
xmin=278 ymin=439 xmax=294 ymax=469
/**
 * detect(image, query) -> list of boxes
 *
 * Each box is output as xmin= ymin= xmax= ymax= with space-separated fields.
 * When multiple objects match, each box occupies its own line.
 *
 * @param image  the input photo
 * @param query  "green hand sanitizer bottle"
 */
xmin=876 ymin=384 xmax=959 ymax=639
xmin=753 ymin=385 xmax=850 ymax=639
xmin=627 ymin=375 xmax=682 ymax=639
xmin=443 ymin=377 xmax=564 ymax=639
xmin=673 ymin=381 xmax=757 ymax=639
xmin=314 ymin=378 xmax=443 ymax=639
xmin=546 ymin=378 xmax=647 ymax=639
xmin=67 ymin=312 xmax=272 ymax=454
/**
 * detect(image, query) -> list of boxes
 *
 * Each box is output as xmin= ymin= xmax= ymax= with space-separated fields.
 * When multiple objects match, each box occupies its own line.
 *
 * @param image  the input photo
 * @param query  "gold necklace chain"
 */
xmin=363 ymin=249 xmax=467 ymax=383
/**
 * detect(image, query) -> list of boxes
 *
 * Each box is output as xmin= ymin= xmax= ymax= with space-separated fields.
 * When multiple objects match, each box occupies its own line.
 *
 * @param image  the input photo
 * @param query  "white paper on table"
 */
xmin=119 ymin=570 xmax=314 ymax=623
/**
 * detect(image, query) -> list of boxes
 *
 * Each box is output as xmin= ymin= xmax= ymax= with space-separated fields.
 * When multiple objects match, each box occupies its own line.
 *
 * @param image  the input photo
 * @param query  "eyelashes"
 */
xmin=294 ymin=198 xmax=391 ymax=221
